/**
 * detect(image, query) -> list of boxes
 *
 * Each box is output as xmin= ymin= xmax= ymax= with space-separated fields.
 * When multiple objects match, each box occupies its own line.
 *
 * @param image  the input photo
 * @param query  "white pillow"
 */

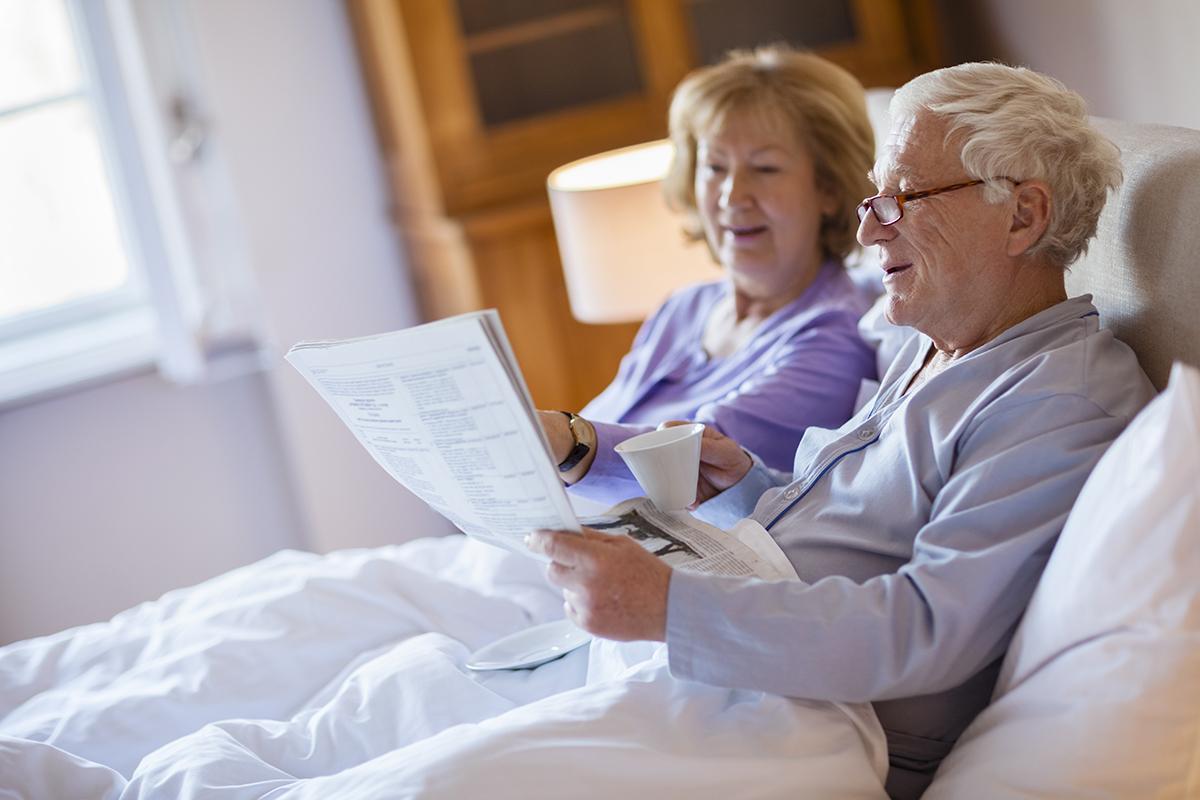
xmin=925 ymin=362 xmax=1200 ymax=798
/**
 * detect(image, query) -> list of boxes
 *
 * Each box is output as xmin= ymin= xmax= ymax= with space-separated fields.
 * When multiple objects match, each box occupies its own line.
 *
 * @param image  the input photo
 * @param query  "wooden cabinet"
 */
xmin=347 ymin=0 xmax=942 ymax=410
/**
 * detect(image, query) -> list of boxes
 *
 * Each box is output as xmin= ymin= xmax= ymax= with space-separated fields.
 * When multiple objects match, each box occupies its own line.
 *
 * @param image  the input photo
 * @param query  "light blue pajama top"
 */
xmin=670 ymin=294 xmax=1155 ymax=765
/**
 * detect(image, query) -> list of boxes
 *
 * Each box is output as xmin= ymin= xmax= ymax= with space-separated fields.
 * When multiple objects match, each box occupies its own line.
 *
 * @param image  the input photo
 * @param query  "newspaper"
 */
xmin=583 ymin=499 xmax=796 ymax=580
xmin=285 ymin=310 xmax=794 ymax=581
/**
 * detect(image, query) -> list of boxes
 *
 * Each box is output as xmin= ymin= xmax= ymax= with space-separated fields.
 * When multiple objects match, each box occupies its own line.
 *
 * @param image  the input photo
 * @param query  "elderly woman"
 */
xmin=531 ymin=63 xmax=1155 ymax=796
xmin=541 ymin=46 xmax=877 ymax=504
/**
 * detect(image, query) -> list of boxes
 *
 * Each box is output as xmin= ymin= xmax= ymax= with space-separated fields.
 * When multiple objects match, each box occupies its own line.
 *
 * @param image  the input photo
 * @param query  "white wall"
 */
xmin=939 ymin=0 xmax=1200 ymax=131
xmin=0 ymin=0 xmax=451 ymax=645
xmin=0 ymin=370 xmax=302 ymax=643
xmin=177 ymin=0 xmax=452 ymax=555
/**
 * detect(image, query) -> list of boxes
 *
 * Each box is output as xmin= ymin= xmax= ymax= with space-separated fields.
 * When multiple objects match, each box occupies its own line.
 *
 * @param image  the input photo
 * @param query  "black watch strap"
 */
xmin=556 ymin=411 xmax=591 ymax=473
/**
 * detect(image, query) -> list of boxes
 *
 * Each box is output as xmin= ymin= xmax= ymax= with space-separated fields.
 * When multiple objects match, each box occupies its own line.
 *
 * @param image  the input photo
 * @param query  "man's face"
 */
xmin=857 ymin=113 xmax=1014 ymax=349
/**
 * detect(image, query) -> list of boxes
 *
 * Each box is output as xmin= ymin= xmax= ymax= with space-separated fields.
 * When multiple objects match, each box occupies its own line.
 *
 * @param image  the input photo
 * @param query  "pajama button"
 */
xmin=784 ymin=488 xmax=799 ymax=499
xmin=857 ymin=428 xmax=875 ymax=441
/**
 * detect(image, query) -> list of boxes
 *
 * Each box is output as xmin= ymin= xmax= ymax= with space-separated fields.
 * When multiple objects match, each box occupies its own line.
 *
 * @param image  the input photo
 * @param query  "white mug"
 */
xmin=613 ymin=423 xmax=705 ymax=511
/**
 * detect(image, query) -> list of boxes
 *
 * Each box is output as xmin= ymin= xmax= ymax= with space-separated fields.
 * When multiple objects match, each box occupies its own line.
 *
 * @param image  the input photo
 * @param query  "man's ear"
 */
xmin=1007 ymin=180 xmax=1052 ymax=257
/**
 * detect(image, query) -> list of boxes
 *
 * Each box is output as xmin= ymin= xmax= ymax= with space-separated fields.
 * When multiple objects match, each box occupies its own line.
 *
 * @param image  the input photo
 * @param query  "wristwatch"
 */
xmin=556 ymin=411 xmax=591 ymax=473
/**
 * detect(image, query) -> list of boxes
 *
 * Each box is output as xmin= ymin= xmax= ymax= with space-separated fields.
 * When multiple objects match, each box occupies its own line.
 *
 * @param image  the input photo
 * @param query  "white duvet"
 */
xmin=0 ymin=537 xmax=887 ymax=799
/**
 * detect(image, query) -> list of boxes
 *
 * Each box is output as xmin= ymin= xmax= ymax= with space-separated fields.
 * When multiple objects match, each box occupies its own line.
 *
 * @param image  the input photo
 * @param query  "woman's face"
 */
xmin=694 ymin=113 xmax=835 ymax=303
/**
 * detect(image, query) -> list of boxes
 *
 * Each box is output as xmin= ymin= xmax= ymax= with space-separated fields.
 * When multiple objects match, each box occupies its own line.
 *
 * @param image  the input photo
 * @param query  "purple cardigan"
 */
xmin=573 ymin=259 xmax=876 ymax=505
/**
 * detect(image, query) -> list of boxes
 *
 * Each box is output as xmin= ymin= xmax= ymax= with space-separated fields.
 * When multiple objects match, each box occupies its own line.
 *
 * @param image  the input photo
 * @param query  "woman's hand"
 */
xmin=538 ymin=409 xmax=574 ymax=464
xmin=660 ymin=421 xmax=753 ymax=504
xmin=537 ymin=410 xmax=598 ymax=483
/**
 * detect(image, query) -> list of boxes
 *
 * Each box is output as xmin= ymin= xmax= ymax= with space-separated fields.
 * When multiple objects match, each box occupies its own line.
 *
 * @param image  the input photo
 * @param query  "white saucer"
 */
xmin=465 ymin=619 xmax=592 ymax=671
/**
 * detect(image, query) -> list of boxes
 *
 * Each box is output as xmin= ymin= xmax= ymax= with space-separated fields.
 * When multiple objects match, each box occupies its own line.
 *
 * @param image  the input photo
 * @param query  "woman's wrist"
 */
xmin=537 ymin=410 xmax=599 ymax=484
xmin=555 ymin=412 xmax=592 ymax=472
xmin=557 ymin=414 xmax=598 ymax=485
xmin=538 ymin=409 xmax=572 ymax=463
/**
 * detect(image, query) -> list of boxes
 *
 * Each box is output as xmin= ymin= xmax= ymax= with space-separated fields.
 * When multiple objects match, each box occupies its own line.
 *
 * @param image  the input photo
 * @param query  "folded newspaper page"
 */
xmin=584 ymin=499 xmax=796 ymax=581
xmin=286 ymin=310 xmax=575 ymax=554
xmin=285 ymin=310 xmax=794 ymax=580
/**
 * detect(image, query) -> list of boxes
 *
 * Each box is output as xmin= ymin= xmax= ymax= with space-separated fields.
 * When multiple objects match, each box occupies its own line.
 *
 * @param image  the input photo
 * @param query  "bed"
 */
xmin=1 ymin=108 xmax=1198 ymax=799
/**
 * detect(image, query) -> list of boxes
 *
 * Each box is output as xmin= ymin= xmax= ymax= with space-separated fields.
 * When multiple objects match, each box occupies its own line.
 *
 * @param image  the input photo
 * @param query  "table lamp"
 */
xmin=547 ymin=140 xmax=717 ymax=324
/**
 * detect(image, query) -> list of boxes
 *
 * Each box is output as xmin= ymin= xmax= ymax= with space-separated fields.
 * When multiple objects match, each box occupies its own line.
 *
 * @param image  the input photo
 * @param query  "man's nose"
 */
xmin=856 ymin=203 xmax=895 ymax=247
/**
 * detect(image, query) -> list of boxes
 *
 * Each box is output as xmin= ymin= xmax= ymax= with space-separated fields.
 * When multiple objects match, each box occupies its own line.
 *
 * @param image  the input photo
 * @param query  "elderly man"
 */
xmin=530 ymin=62 xmax=1155 ymax=794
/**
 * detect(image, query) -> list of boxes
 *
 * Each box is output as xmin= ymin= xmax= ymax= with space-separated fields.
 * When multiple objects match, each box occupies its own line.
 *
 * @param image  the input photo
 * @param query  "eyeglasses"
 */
xmin=857 ymin=177 xmax=1017 ymax=226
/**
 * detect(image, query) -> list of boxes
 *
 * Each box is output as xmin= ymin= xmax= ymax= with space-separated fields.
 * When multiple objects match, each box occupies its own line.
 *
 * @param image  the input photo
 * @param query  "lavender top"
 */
xmin=573 ymin=259 xmax=876 ymax=505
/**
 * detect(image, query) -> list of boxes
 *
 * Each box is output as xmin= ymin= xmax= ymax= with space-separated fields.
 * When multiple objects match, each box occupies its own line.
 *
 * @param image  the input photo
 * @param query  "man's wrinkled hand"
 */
xmin=526 ymin=528 xmax=671 ymax=642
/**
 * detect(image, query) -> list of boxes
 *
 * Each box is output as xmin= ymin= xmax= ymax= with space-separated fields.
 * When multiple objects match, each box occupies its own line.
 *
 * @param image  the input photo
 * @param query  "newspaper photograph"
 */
xmin=585 ymin=498 xmax=796 ymax=580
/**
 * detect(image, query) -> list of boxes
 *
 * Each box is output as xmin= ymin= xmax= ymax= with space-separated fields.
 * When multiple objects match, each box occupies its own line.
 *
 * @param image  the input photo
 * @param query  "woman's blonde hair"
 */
xmin=892 ymin=62 xmax=1122 ymax=268
xmin=664 ymin=46 xmax=875 ymax=261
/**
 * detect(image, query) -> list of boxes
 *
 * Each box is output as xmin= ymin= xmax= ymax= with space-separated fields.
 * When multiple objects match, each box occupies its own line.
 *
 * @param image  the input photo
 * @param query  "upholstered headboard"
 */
xmin=1066 ymin=118 xmax=1200 ymax=389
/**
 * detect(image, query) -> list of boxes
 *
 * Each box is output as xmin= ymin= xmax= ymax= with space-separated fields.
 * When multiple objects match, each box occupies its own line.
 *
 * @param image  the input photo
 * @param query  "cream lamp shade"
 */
xmin=547 ymin=140 xmax=717 ymax=324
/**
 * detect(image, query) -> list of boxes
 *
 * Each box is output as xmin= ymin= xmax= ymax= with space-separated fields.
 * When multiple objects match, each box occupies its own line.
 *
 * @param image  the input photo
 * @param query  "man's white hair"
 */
xmin=892 ymin=62 xmax=1122 ymax=268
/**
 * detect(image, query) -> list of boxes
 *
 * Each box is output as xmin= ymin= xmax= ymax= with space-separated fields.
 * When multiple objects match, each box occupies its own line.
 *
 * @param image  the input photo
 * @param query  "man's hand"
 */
xmin=660 ymin=422 xmax=753 ymax=504
xmin=526 ymin=528 xmax=671 ymax=642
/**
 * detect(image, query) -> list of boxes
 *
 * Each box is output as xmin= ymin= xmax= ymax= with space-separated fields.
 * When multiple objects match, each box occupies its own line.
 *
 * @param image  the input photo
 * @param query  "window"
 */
xmin=0 ymin=0 xmax=209 ymax=406
xmin=1 ymin=1 xmax=140 ymax=318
